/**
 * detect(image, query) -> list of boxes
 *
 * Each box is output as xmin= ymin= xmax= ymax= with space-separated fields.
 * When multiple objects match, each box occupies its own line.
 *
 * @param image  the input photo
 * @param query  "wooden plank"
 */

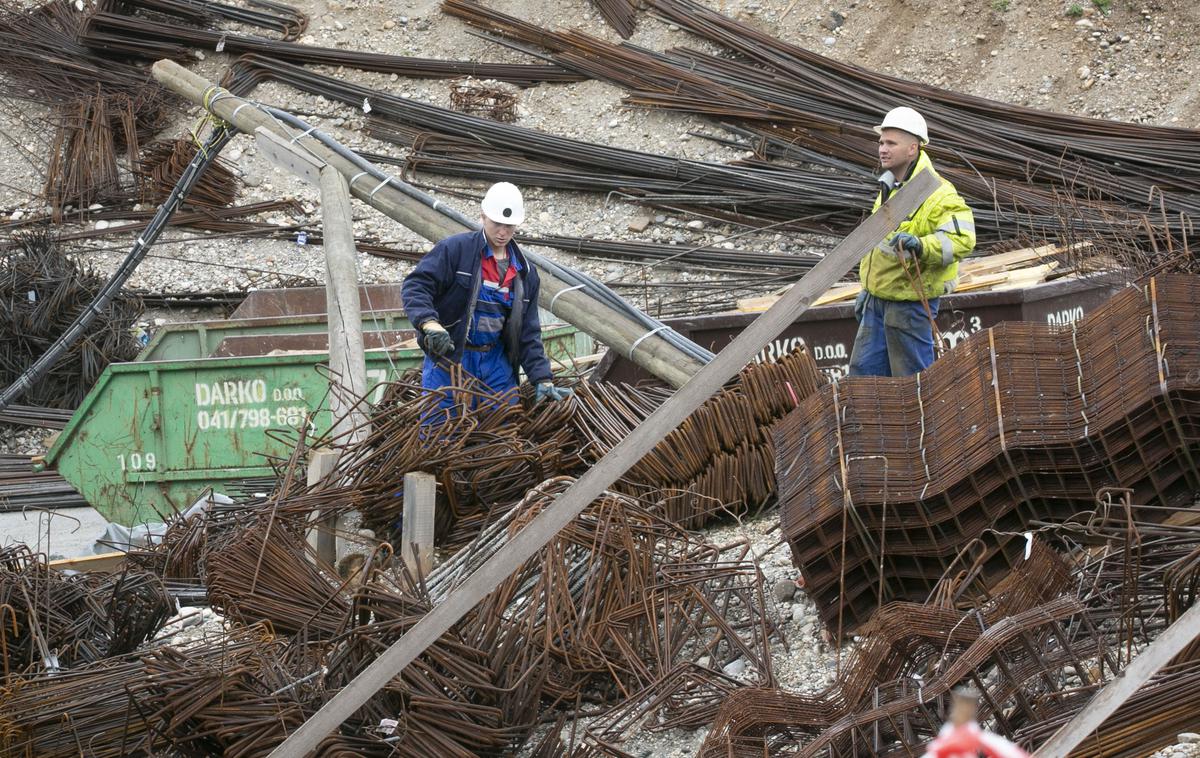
xmin=48 ymin=551 xmax=126 ymax=573
xmin=305 ymin=448 xmax=341 ymax=564
xmin=255 ymin=126 xmax=323 ymax=186
xmin=264 ymin=168 xmax=941 ymax=758
xmin=1033 ymin=600 xmax=1200 ymax=757
xmin=401 ymin=472 xmax=436 ymax=576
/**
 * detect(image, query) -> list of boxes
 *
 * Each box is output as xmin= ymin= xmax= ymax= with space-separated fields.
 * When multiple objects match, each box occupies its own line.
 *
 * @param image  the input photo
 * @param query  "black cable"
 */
xmin=0 ymin=124 xmax=238 ymax=413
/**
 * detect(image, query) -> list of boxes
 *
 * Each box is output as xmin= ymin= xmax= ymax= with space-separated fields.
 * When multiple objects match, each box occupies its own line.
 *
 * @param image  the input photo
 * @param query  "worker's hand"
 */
xmin=421 ymin=321 xmax=454 ymax=357
xmin=890 ymin=232 xmax=923 ymax=260
xmin=535 ymin=382 xmax=573 ymax=404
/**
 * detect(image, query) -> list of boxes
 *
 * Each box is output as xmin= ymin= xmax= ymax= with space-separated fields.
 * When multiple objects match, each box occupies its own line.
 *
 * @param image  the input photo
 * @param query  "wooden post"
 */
xmin=318 ymin=165 xmax=370 ymax=445
xmin=151 ymin=59 xmax=706 ymax=388
xmin=401 ymin=472 xmax=436 ymax=577
xmin=305 ymin=448 xmax=340 ymax=564
xmin=265 ymin=169 xmax=941 ymax=758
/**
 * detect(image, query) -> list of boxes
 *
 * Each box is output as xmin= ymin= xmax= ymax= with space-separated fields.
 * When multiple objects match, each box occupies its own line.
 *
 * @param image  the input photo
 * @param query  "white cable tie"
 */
xmin=349 ymin=171 xmax=369 ymax=185
xmin=628 ymin=325 xmax=669 ymax=359
xmin=215 ymin=35 xmax=226 ymax=52
xmin=549 ymin=283 xmax=585 ymax=311
xmin=362 ymin=97 xmax=372 ymax=114
xmin=136 ymin=237 xmax=147 ymax=247
xmin=369 ymin=176 xmax=392 ymax=196
xmin=289 ymin=126 xmax=317 ymax=144
xmin=230 ymin=102 xmax=253 ymax=121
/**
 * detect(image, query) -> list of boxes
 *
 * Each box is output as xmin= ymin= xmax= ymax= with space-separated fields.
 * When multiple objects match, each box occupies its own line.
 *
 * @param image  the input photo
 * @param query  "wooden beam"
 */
xmin=318 ymin=165 xmax=370 ymax=445
xmin=305 ymin=448 xmax=341 ymax=564
xmin=48 ymin=551 xmax=126 ymax=573
xmin=401 ymin=472 xmax=436 ymax=576
xmin=265 ymin=168 xmax=940 ymax=757
xmin=1032 ymin=600 xmax=1200 ymax=757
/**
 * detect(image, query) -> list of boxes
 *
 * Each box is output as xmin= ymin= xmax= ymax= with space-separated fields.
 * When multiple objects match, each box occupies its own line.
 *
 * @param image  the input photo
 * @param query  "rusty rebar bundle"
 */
xmin=775 ymin=275 xmax=1200 ymax=633
xmin=449 ymin=78 xmax=519 ymax=122
xmin=442 ymin=0 xmax=1200 ymax=252
xmin=135 ymin=138 xmax=240 ymax=208
xmin=572 ymin=346 xmax=826 ymax=527
xmin=0 ymin=229 xmax=143 ymax=408
xmin=0 ymin=544 xmax=172 ymax=680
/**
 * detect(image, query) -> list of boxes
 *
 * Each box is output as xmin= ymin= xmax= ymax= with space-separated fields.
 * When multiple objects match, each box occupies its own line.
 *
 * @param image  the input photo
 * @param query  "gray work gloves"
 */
xmin=890 ymin=232 xmax=923 ymax=261
xmin=421 ymin=321 xmax=454 ymax=357
xmin=535 ymin=382 xmax=573 ymax=403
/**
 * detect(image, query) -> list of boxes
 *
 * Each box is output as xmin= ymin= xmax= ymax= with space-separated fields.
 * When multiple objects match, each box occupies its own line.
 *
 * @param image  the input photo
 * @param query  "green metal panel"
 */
xmin=139 ymin=311 xmax=414 ymax=361
xmin=47 ymin=325 xmax=583 ymax=526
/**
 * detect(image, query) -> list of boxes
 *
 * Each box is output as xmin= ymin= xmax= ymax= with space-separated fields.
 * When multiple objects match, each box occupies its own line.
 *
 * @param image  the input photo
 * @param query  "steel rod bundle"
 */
xmin=571 ymin=346 xmax=826 ymax=527
xmin=695 ymin=540 xmax=1125 ymax=757
xmin=135 ymin=137 xmax=240 ymax=207
xmin=80 ymin=7 xmax=583 ymax=86
xmin=204 ymin=514 xmax=350 ymax=638
xmin=425 ymin=476 xmax=779 ymax=744
xmin=112 ymin=0 xmax=309 ymax=41
xmin=0 ymin=544 xmax=172 ymax=678
xmin=0 ymin=0 xmax=170 ymax=120
xmin=0 ymin=229 xmax=143 ymax=409
xmin=42 ymin=92 xmax=138 ymax=218
xmin=697 ymin=510 xmax=1200 ymax=758
xmin=0 ymin=469 xmax=89 ymax=512
xmin=442 ymin=0 xmax=1200 ymax=248
xmin=0 ymin=626 xmax=304 ymax=758
xmin=774 ymin=275 xmax=1200 ymax=633
xmin=589 ymin=0 xmax=636 ymax=38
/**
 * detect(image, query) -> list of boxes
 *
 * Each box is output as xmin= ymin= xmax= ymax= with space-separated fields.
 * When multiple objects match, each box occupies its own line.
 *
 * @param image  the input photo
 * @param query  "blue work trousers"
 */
xmin=421 ymin=344 xmax=519 ymax=412
xmin=848 ymin=292 xmax=939 ymax=377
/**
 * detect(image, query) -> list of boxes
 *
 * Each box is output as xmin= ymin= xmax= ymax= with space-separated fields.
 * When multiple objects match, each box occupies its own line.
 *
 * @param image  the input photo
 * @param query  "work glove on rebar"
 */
xmin=421 ymin=321 xmax=454 ymax=357
xmin=535 ymin=382 xmax=573 ymax=404
xmin=890 ymin=232 xmax=923 ymax=261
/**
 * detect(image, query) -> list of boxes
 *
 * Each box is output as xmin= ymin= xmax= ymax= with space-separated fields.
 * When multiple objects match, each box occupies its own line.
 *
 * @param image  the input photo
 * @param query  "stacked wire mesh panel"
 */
xmin=775 ymin=275 xmax=1200 ymax=633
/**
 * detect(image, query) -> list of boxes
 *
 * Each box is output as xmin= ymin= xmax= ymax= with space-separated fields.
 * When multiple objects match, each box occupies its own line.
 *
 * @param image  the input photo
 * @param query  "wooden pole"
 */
xmin=304 ymin=448 xmax=340 ymax=564
xmin=265 ymin=169 xmax=940 ymax=757
xmin=151 ymin=59 xmax=705 ymax=388
xmin=318 ymin=165 xmax=370 ymax=444
xmin=401 ymin=472 xmax=437 ymax=576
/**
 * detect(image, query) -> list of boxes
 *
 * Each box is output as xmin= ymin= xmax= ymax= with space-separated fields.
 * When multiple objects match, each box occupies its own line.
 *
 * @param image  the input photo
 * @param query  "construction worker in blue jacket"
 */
xmin=401 ymin=182 xmax=573 ymax=407
xmin=849 ymin=106 xmax=976 ymax=377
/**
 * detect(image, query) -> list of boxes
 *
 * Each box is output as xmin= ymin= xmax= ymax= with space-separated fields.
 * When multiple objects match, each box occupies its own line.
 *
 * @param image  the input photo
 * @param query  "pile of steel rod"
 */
xmin=441 ymin=0 xmax=1197 ymax=257
xmin=696 ymin=504 xmax=1200 ymax=757
xmin=774 ymin=274 xmax=1200 ymax=632
xmin=80 ymin=6 xmax=583 ymax=86
xmin=0 ymin=229 xmax=143 ymax=409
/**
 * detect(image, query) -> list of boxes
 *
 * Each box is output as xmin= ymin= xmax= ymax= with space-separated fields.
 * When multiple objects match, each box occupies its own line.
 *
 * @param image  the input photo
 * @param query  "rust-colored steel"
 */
xmin=775 ymin=276 xmax=1200 ymax=634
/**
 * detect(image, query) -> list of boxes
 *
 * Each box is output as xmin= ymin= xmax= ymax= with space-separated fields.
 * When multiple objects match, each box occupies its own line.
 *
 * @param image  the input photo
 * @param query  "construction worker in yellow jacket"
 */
xmin=848 ymin=107 xmax=976 ymax=377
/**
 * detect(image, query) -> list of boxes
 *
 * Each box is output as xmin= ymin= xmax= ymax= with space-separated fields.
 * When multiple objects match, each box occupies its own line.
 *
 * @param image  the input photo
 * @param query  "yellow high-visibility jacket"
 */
xmin=859 ymin=150 xmax=976 ymax=301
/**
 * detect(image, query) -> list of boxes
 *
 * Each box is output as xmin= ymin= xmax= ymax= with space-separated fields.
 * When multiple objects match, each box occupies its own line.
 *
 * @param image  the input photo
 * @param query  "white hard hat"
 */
xmin=874 ymin=106 xmax=930 ymax=144
xmin=481 ymin=182 xmax=525 ymax=225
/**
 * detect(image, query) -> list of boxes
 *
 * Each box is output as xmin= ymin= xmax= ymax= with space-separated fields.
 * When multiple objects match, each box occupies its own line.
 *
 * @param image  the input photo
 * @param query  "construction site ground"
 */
xmin=2 ymin=0 xmax=1200 ymax=754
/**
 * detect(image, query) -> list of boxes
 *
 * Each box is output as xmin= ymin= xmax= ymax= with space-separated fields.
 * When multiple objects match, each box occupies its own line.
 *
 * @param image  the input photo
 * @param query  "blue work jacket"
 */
xmin=401 ymin=230 xmax=553 ymax=385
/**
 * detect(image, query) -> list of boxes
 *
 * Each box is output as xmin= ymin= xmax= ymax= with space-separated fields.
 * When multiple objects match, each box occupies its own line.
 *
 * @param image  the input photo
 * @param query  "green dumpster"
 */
xmin=46 ymin=318 xmax=590 ymax=526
